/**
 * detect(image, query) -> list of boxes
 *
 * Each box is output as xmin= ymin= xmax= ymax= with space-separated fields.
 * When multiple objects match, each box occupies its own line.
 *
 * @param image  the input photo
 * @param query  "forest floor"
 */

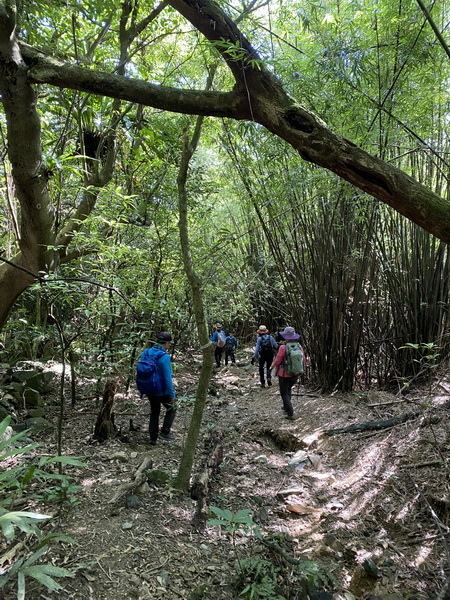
xmin=2 ymin=348 xmax=450 ymax=600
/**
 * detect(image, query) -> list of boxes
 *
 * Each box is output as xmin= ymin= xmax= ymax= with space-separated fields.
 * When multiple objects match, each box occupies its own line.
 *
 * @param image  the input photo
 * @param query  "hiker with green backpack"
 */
xmin=270 ymin=326 xmax=305 ymax=420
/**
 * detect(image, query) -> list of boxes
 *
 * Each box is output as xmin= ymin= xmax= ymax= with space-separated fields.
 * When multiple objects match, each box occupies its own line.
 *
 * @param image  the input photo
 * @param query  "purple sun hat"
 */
xmin=279 ymin=326 xmax=300 ymax=340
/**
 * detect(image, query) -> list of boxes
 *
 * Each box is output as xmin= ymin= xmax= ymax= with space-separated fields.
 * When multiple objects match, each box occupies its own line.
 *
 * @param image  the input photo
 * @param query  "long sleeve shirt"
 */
xmin=253 ymin=334 xmax=278 ymax=358
xmin=210 ymin=329 xmax=227 ymax=342
xmin=148 ymin=344 xmax=176 ymax=398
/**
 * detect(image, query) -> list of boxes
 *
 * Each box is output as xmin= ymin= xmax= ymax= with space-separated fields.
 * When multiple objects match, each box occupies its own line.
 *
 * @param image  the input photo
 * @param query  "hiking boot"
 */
xmin=267 ymin=379 xmax=272 ymax=386
xmin=285 ymin=415 xmax=297 ymax=421
xmin=160 ymin=432 xmax=175 ymax=441
xmin=260 ymin=382 xmax=266 ymax=388
xmin=149 ymin=439 xmax=157 ymax=446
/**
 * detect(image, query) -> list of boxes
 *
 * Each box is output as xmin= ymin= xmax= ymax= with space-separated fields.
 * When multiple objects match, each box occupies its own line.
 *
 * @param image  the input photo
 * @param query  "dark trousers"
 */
xmin=148 ymin=394 xmax=177 ymax=441
xmin=215 ymin=346 xmax=224 ymax=366
xmin=225 ymin=348 xmax=235 ymax=364
xmin=278 ymin=375 xmax=298 ymax=417
xmin=258 ymin=352 xmax=274 ymax=384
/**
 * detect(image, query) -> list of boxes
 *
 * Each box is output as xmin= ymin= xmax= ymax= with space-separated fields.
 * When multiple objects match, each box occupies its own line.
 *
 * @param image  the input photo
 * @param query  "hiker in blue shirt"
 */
xmin=224 ymin=332 xmax=238 ymax=365
xmin=251 ymin=325 xmax=278 ymax=387
xmin=210 ymin=322 xmax=227 ymax=367
xmin=138 ymin=331 xmax=177 ymax=446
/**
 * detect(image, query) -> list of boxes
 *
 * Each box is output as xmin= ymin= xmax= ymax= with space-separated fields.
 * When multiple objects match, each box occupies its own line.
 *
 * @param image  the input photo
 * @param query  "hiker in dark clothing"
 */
xmin=210 ymin=322 xmax=227 ymax=367
xmin=251 ymin=325 xmax=278 ymax=387
xmin=224 ymin=332 xmax=238 ymax=365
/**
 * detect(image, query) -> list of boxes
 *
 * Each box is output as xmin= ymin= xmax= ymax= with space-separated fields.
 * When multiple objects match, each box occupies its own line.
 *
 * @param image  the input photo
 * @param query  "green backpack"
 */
xmin=285 ymin=342 xmax=304 ymax=375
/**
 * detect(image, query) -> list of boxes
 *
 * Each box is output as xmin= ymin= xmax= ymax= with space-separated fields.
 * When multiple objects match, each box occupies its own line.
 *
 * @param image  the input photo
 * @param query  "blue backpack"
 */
xmin=136 ymin=348 xmax=165 ymax=396
xmin=259 ymin=334 xmax=273 ymax=355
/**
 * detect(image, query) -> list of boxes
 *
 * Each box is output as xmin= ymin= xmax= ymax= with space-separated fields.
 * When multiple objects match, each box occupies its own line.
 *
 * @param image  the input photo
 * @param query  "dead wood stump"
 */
xmin=93 ymin=379 xmax=119 ymax=442
xmin=325 ymin=400 xmax=450 ymax=436
xmin=190 ymin=429 xmax=224 ymax=529
xmin=108 ymin=456 xmax=153 ymax=503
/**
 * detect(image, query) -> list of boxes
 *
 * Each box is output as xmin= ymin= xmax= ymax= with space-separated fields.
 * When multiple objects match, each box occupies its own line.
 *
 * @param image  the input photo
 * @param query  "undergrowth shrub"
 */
xmin=208 ymin=506 xmax=336 ymax=599
xmin=0 ymin=417 xmax=84 ymax=598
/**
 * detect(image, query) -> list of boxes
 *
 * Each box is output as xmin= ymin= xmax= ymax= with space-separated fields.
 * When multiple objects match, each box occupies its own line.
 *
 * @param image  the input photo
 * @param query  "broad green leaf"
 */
xmin=22 ymin=546 xmax=47 ymax=568
xmin=26 ymin=564 xmax=74 ymax=578
xmin=0 ymin=519 xmax=15 ymax=540
xmin=38 ymin=533 xmax=77 ymax=546
xmin=209 ymin=506 xmax=232 ymax=520
xmin=20 ymin=465 xmax=37 ymax=487
xmin=0 ymin=444 xmax=39 ymax=462
xmin=4 ymin=511 xmax=52 ymax=521
xmin=0 ymin=416 xmax=11 ymax=436
xmin=206 ymin=518 xmax=228 ymax=527
xmin=22 ymin=567 xmax=64 ymax=591
xmin=17 ymin=571 xmax=25 ymax=600
xmin=39 ymin=456 xmax=86 ymax=467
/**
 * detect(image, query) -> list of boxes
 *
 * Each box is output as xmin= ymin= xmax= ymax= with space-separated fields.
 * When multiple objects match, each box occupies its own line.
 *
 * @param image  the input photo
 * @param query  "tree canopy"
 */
xmin=1 ymin=0 xmax=450 ymax=394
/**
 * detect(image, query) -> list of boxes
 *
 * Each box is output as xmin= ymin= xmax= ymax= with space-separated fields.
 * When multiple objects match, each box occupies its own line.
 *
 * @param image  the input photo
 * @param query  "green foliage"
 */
xmin=2 ymin=0 xmax=450 ymax=397
xmin=399 ymin=342 xmax=441 ymax=368
xmin=236 ymin=556 xmax=286 ymax=600
xmin=212 ymin=38 xmax=263 ymax=69
xmin=1 ymin=431 xmax=85 ymax=510
xmin=175 ymin=395 xmax=196 ymax=409
xmin=0 ymin=544 xmax=76 ymax=600
xmin=0 ymin=510 xmax=52 ymax=542
xmin=0 ymin=417 xmax=81 ymax=597
xmin=234 ymin=554 xmax=336 ymax=600
xmin=207 ymin=509 xmax=335 ymax=599
xmin=38 ymin=479 xmax=83 ymax=508
xmin=208 ymin=506 xmax=262 ymax=539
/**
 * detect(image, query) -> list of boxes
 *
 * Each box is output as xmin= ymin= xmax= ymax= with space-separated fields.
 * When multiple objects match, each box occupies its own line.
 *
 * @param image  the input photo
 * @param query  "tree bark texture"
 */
xmin=93 ymin=379 xmax=118 ymax=441
xmin=190 ymin=429 xmax=224 ymax=528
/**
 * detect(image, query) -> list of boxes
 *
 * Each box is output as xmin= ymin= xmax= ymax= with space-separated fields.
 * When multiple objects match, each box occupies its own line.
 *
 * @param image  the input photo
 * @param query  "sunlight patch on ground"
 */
xmin=411 ymin=544 xmax=432 ymax=567
xmin=328 ymin=442 xmax=399 ymax=521
xmin=42 ymin=361 xmax=65 ymax=375
xmin=332 ymin=441 xmax=390 ymax=489
xmin=81 ymin=477 xmax=96 ymax=487
xmin=394 ymin=492 xmax=420 ymax=521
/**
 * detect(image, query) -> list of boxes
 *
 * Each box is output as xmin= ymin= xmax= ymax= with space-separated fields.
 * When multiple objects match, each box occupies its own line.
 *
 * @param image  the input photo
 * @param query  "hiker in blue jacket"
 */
xmin=251 ymin=325 xmax=278 ymax=387
xmin=224 ymin=331 xmax=238 ymax=365
xmin=210 ymin=322 xmax=227 ymax=367
xmin=142 ymin=331 xmax=177 ymax=445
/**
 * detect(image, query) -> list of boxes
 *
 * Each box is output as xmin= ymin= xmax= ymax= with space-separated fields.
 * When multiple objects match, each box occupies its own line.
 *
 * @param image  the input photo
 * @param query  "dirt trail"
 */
xmin=4 ymin=360 xmax=450 ymax=599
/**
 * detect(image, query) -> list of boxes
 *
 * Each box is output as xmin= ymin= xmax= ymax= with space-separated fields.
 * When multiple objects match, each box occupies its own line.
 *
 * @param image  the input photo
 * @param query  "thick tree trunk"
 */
xmin=0 ymin=5 xmax=57 ymax=326
xmin=0 ymin=261 xmax=37 ymax=325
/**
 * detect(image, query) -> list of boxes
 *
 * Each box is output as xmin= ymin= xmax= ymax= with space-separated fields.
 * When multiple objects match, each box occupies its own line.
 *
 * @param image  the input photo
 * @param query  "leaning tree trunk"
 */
xmin=172 ymin=70 xmax=216 ymax=493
